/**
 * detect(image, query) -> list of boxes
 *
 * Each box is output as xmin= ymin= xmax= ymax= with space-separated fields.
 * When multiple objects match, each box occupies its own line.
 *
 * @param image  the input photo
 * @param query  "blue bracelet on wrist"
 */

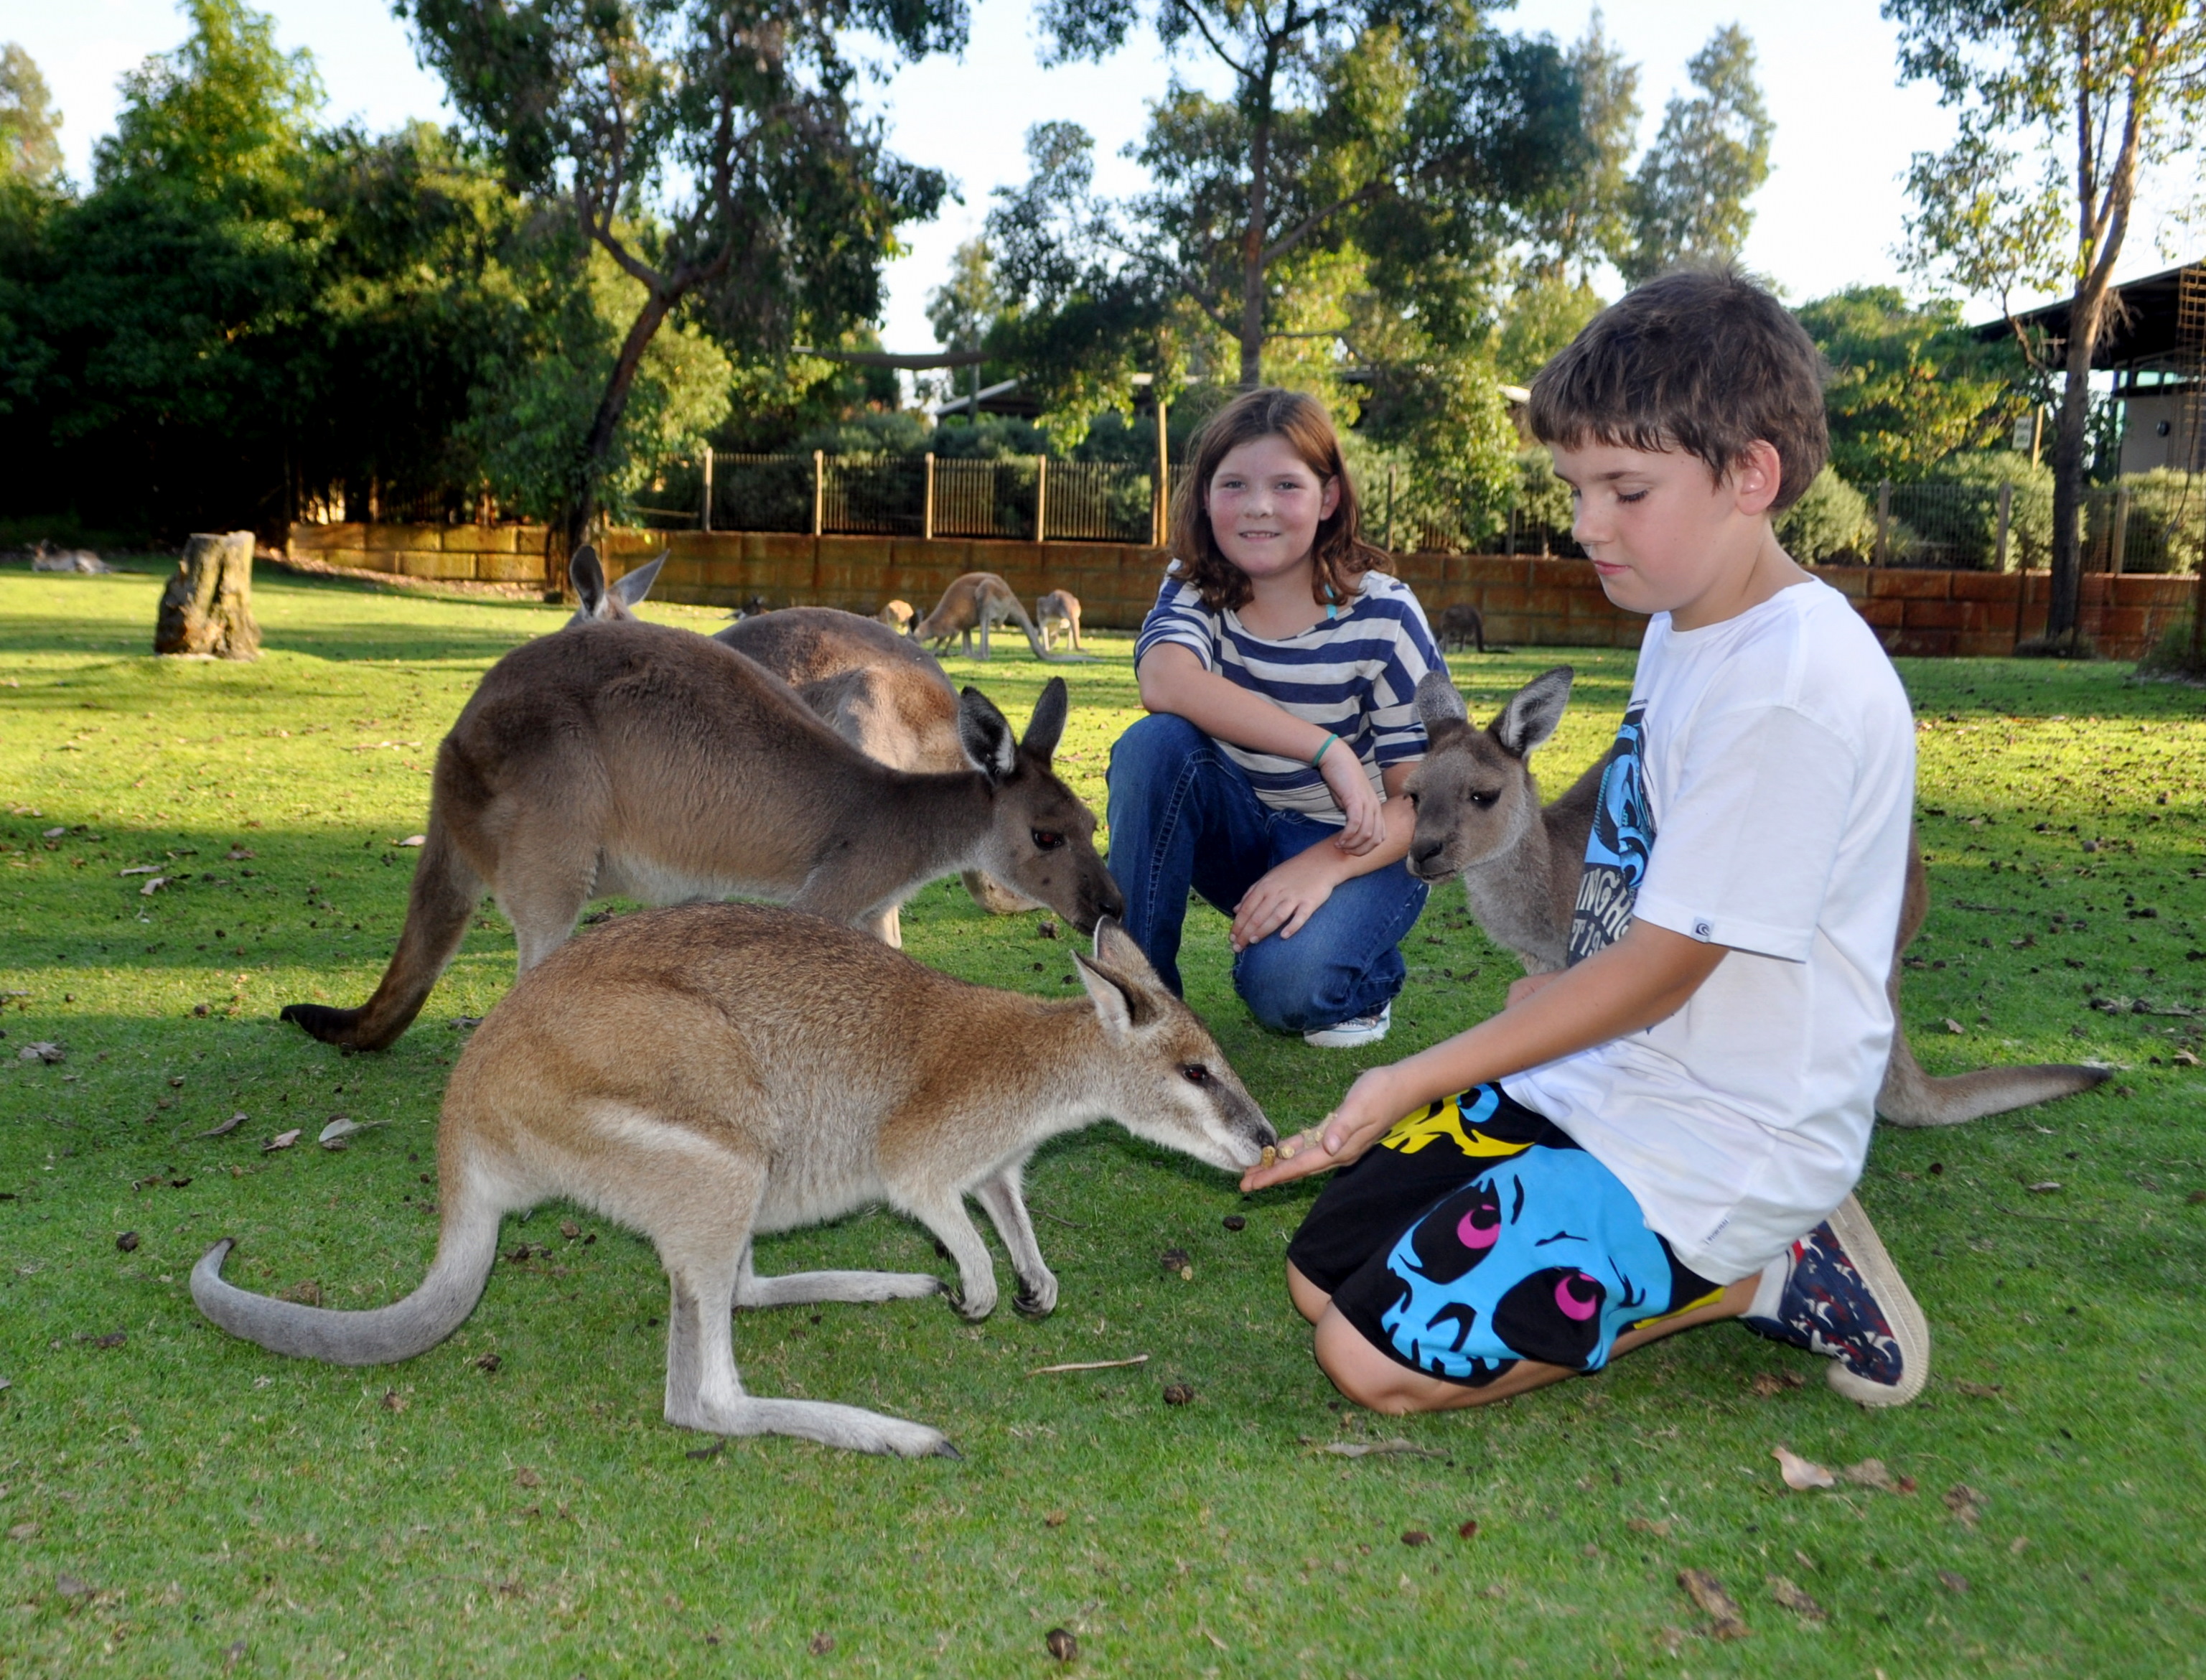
xmin=1309 ymin=732 xmax=1340 ymax=768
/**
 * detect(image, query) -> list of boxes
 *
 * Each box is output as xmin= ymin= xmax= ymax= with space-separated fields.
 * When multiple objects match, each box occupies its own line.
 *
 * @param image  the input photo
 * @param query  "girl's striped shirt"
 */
xmin=1134 ymin=565 xmax=1442 ymax=821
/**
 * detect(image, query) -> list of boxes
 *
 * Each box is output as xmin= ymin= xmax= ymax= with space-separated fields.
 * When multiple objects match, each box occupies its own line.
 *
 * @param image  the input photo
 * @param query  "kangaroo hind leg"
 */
xmin=733 ymin=1241 xmax=944 ymax=1309
xmin=492 ymin=821 xmax=603 ymax=975
xmin=655 ymin=1148 xmax=950 ymax=1457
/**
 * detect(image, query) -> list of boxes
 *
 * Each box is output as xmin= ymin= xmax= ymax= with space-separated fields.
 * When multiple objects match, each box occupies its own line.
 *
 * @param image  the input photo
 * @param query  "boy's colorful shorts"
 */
xmin=1288 ymin=1086 xmax=1722 ymax=1386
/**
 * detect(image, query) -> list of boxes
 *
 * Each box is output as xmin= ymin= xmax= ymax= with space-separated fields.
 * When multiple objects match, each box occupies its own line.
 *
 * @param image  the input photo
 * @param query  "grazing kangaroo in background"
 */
xmin=877 ymin=599 xmax=915 ymax=632
xmin=1434 ymin=602 xmax=1486 ymax=653
xmin=914 ymin=573 xmax=1080 ymax=662
xmin=205 ymin=905 xmax=1275 ymax=1458
xmin=565 ymin=546 xmax=666 ymax=625
xmin=716 ymin=607 xmax=1042 ymax=935
xmin=1037 ymin=589 xmax=1085 ymax=655
xmin=1403 ymin=667 xmax=2108 ymax=1129
xmin=279 ymin=620 xmax=1118 ymax=1051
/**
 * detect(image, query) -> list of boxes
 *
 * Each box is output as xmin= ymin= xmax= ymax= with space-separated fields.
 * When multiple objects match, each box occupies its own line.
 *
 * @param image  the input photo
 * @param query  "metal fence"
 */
xmin=640 ymin=452 xmax=1169 ymax=544
xmin=1871 ymin=476 xmax=2203 ymax=572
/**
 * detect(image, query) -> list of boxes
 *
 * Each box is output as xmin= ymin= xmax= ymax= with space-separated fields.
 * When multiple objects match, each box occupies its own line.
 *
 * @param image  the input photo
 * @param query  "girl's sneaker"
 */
xmin=1303 ymin=1002 xmax=1391 ymax=1048
xmin=1741 ymin=1195 xmax=1930 ymax=1406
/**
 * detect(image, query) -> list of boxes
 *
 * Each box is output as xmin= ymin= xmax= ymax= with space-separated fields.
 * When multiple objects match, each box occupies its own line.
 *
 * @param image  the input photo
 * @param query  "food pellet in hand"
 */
xmin=1258 ymin=1145 xmax=1276 ymax=1168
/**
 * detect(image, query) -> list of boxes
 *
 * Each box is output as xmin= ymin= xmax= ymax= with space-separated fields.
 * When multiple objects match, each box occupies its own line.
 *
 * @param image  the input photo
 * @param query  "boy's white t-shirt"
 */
xmin=1502 ymin=579 xmax=1916 ymax=1283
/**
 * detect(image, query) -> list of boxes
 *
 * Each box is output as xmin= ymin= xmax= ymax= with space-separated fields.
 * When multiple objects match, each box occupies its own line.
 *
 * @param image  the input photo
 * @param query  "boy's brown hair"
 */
xmin=1528 ymin=264 xmax=1829 ymax=510
xmin=1169 ymin=387 xmax=1390 ymax=614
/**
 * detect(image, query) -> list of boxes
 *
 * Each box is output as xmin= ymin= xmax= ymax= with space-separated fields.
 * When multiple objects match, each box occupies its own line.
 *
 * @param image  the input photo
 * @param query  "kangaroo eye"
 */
xmin=1180 ymin=1063 xmax=1212 ymax=1086
xmin=1468 ymin=790 xmax=1497 ymax=808
xmin=1032 ymin=829 xmax=1065 ymax=851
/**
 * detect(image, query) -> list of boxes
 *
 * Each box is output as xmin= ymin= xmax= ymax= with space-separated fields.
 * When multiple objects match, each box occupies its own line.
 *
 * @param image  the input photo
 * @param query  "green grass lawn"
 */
xmin=1 ymin=559 xmax=2202 ymax=1676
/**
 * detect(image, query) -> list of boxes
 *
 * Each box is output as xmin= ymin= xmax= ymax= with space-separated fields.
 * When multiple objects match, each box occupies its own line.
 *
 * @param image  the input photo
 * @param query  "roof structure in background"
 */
xmin=1973 ymin=261 xmax=2205 ymax=369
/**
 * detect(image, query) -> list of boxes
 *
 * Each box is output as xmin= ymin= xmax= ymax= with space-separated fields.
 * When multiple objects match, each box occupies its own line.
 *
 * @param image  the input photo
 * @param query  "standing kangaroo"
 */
xmin=279 ymin=620 xmax=1119 ymax=1052
xmin=913 ymin=573 xmax=1070 ymax=662
xmin=716 ymin=607 xmax=1041 ymax=934
xmin=1403 ymin=667 xmax=2108 ymax=1128
xmin=202 ymin=905 xmax=1276 ymax=1458
xmin=1037 ymin=589 xmax=1085 ymax=655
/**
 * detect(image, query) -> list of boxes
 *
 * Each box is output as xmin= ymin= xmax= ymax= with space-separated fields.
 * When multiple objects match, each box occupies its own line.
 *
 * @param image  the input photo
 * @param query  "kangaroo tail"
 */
xmin=1876 ymin=1021 xmax=2110 ymax=1128
xmin=192 ymin=1177 xmax=503 ymax=1366
xmin=282 ymin=818 xmax=482 ymax=1052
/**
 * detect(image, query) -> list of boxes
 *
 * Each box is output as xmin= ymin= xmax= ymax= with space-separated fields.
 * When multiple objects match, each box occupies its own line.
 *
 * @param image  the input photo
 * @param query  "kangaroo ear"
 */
xmin=568 ymin=545 xmax=608 ymax=618
xmin=612 ymin=551 xmax=666 ymax=610
xmin=1490 ymin=666 xmax=1574 ymax=759
xmin=1023 ymin=676 xmax=1069 ymax=762
xmin=957 ymin=687 xmax=1019 ymax=784
xmin=1414 ymin=669 xmax=1469 ymax=738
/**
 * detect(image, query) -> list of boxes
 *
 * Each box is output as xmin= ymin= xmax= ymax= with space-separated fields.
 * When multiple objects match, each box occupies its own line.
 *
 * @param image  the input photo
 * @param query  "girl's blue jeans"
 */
xmin=1105 ymin=713 xmax=1429 ymax=1034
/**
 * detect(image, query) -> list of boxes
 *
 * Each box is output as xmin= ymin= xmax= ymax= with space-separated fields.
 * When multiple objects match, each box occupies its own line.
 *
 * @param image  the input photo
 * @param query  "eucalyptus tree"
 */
xmin=401 ymin=0 xmax=962 ymax=554
xmin=1889 ymin=0 xmax=2206 ymax=645
xmin=1615 ymin=24 xmax=1772 ymax=286
xmin=999 ymin=0 xmax=1585 ymax=398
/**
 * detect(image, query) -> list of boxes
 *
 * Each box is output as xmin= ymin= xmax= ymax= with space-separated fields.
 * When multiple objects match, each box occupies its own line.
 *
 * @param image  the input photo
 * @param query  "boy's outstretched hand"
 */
xmin=1239 ymin=1065 xmax=1406 ymax=1191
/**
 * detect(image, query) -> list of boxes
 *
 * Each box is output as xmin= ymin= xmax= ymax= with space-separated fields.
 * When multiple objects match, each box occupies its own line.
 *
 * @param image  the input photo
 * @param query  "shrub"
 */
xmin=1777 ymin=466 xmax=1874 ymax=562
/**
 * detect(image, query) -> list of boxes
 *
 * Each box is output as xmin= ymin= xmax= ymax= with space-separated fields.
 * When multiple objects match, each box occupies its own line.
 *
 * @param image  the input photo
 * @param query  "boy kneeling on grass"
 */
xmin=1241 ymin=266 xmax=1931 ymax=1411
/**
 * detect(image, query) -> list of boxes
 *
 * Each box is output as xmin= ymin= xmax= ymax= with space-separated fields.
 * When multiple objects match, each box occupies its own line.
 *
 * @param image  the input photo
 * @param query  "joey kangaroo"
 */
xmin=1404 ymin=667 xmax=2107 ymax=1129
xmin=279 ymin=620 xmax=1119 ymax=1051
xmin=914 ymin=572 xmax=1084 ymax=662
xmin=203 ymin=904 xmax=1275 ymax=1458
xmin=565 ymin=545 xmax=667 ymax=625
xmin=716 ymin=607 xmax=1042 ymax=934
xmin=1037 ymin=589 xmax=1085 ymax=655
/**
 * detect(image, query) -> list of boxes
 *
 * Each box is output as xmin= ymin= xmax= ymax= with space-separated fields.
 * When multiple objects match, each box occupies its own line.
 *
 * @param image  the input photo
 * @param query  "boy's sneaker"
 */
xmin=1303 ymin=1002 xmax=1391 ymax=1048
xmin=1742 ymin=1194 xmax=1930 ymax=1407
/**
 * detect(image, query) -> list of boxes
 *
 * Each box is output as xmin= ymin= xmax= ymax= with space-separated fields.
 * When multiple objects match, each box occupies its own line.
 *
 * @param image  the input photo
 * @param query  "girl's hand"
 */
xmin=1318 ymin=741 xmax=1385 ymax=854
xmin=1230 ymin=846 xmax=1342 ymax=950
xmin=1238 ymin=1065 xmax=1409 ymax=1192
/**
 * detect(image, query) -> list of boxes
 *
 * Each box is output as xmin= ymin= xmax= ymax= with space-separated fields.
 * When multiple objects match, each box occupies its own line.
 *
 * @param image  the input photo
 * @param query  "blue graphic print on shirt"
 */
xmin=1566 ymin=700 xmax=1653 ymax=966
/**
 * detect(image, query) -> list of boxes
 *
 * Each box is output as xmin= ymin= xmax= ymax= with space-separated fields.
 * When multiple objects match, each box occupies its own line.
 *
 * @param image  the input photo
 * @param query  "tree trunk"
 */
xmin=2045 ymin=284 xmax=2103 ymax=645
xmin=1239 ymin=88 xmax=1273 ymax=388
xmin=154 ymin=531 xmax=260 ymax=661
xmin=555 ymin=286 xmax=678 ymax=584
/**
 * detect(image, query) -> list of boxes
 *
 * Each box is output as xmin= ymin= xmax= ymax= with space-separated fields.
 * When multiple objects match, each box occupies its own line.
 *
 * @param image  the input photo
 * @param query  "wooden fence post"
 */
xmin=812 ymin=450 xmax=825 ymax=538
xmin=1874 ymin=480 xmax=1892 ymax=567
xmin=922 ymin=452 xmax=935 ymax=542
xmin=701 ymin=449 xmax=714 ymax=533
xmin=2109 ymin=484 xmax=2131 ymax=574
xmin=1153 ymin=392 xmax=1170 ymax=547
xmin=1385 ymin=465 xmax=1398 ymax=552
xmin=1995 ymin=481 xmax=2012 ymax=572
xmin=1035 ymin=455 xmax=1048 ymax=543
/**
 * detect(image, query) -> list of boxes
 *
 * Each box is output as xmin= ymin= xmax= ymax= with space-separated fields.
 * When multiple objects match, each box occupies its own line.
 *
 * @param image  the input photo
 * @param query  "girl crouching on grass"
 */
xmin=1106 ymin=388 xmax=1441 ymax=1047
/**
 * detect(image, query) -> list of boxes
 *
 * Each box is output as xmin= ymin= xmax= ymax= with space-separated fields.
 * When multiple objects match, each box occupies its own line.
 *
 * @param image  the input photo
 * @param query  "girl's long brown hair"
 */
xmin=1167 ymin=388 xmax=1390 ymax=615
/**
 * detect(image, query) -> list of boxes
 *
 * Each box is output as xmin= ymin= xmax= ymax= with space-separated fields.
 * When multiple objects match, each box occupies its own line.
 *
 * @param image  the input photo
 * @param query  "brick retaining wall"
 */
xmin=289 ymin=523 xmax=2198 ymax=661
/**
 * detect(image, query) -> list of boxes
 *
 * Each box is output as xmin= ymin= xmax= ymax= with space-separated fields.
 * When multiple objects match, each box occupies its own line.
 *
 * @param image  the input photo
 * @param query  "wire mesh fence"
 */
xmin=1876 ymin=476 xmax=2202 ymax=572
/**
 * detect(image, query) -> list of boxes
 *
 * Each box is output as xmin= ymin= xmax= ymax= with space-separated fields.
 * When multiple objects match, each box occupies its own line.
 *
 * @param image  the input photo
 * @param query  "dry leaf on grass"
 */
xmin=1943 ymin=1484 xmax=1985 ymax=1527
xmin=515 ymin=1467 xmax=541 ymax=1488
xmin=1840 ymin=1457 xmax=1897 ymax=1491
xmin=1625 ymin=1517 xmax=1674 ymax=1539
xmin=808 ymin=1633 xmax=835 ymax=1656
xmin=1677 ymin=1569 xmax=1749 ymax=1639
xmin=1750 ymin=1371 xmax=1805 ymax=1398
xmin=2026 ymin=1181 xmax=2062 ymax=1194
xmin=194 ymin=1112 xmax=247 ymax=1139
xmin=262 ymin=1129 xmax=301 ymax=1153
xmin=1312 ymin=1439 xmax=1444 ymax=1460
xmin=7 ymin=1521 xmax=39 ymax=1542
xmin=1044 ymin=1627 xmax=1078 ymax=1662
xmin=17 ymin=1042 xmax=63 ymax=1064
xmin=276 ymin=1282 xmax=321 ymax=1307
xmin=1401 ymin=1529 xmax=1431 ymax=1547
xmin=380 ymin=1389 xmax=406 ymax=1413
xmin=1938 ymin=1569 xmax=1971 ymax=1594
xmin=1774 ymin=1445 xmax=1836 ymax=1490
xmin=1768 ymin=1574 xmax=1828 ymax=1621
xmin=1943 ymin=1018 xmax=1966 ymax=1035
xmin=319 ymin=1116 xmax=379 ymax=1147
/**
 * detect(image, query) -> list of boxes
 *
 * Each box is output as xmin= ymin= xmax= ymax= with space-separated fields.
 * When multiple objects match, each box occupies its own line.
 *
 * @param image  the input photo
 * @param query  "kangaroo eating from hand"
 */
xmin=1403 ymin=667 xmax=2107 ymax=1128
xmin=279 ymin=619 xmax=1119 ymax=1051
xmin=716 ymin=607 xmax=1042 ymax=936
xmin=205 ymin=905 xmax=1275 ymax=1458
xmin=912 ymin=573 xmax=1077 ymax=662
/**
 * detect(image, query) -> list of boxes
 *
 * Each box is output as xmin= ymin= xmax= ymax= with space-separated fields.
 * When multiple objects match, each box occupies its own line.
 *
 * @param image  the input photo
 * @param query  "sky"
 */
xmin=12 ymin=0 xmax=2203 ymax=365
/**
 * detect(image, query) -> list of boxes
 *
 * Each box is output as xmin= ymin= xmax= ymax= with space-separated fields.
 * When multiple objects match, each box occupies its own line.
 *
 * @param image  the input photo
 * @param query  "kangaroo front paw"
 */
xmin=1012 ymin=1275 xmax=1058 ymax=1320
